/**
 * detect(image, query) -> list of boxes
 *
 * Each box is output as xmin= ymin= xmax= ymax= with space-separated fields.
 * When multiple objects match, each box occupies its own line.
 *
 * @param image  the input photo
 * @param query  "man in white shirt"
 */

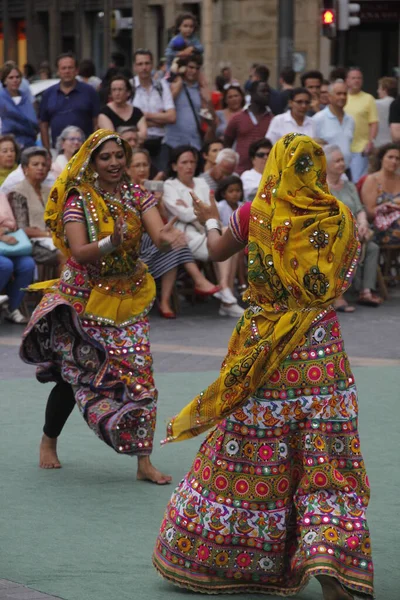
xmin=265 ymin=88 xmax=314 ymax=146
xmin=241 ymin=138 xmax=272 ymax=202
xmin=312 ymin=80 xmax=355 ymax=169
xmin=132 ymin=49 xmax=176 ymax=172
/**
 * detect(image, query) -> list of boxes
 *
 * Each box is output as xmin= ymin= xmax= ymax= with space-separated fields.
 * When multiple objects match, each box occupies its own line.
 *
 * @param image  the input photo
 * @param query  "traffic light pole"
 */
xmin=337 ymin=29 xmax=346 ymax=66
xmin=278 ymin=0 xmax=295 ymax=81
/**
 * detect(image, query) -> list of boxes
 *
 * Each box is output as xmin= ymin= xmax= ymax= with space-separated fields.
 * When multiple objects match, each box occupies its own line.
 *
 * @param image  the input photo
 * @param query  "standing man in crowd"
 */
xmin=375 ymin=76 xmax=397 ymax=147
xmin=312 ymin=79 xmax=355 ymax=170
xmin=224 ymin=80 xmax=272 ymax=174
xmin=251 ymin=64 xmax=284 ymax=115
xmin=165 ymin=54 xmax=205 ymax=153
xmin=132 ymin=49 xmax=176 ymax=172
xmin=278 ymin=66 xmax=296 ymax=111
xmin=265 ymin=87 xmax=314 ymax=145
xmin=345 ymin=67 xmax=378 ymax=182
xmin=301 ymin=70 xmax=324 ymax=116
xmin=39 ymin=52 xmax=100 ymax=150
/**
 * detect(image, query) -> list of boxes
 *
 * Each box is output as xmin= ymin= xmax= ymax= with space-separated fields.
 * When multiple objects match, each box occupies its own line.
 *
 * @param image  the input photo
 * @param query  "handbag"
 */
xmin=0 ymin=228 xmax=32 ymax=257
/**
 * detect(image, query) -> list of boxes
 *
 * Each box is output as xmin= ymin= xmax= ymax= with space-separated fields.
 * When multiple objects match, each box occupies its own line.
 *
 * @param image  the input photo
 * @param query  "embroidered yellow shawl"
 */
xmin=164 ymin=134 xmax=359 ymax=443
xmin=30 ymin=129 xmax=155 ymax=325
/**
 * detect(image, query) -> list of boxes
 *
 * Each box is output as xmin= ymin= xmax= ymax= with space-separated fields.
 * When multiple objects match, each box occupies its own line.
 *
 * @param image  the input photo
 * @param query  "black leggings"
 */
xmin=43 ymin=381 xmax=76 ymax=438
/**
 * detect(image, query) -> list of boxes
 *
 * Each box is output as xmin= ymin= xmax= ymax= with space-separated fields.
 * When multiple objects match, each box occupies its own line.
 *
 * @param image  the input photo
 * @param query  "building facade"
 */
xmin=0 ymin=0 xmax=398 ymax=92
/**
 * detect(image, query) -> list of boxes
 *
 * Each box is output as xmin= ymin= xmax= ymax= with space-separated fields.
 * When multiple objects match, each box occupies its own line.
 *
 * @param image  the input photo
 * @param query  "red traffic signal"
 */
xmin=322 ymin=9 xmax=335 ymax=24
xmin=321 ymin=8 xmax=337 ymax=38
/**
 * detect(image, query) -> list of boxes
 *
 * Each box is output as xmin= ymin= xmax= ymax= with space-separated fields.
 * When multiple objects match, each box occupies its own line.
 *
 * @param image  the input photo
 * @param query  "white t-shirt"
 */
xmin=218 ymin=200 xmax=242 ymax=226
xmin=241 ymin=168 xmax=262 ymax=203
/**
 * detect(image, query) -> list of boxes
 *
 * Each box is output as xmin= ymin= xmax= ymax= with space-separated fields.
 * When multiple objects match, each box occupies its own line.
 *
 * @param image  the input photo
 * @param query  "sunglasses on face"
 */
xmin=255 ymin=151 xmax=270 ymax=159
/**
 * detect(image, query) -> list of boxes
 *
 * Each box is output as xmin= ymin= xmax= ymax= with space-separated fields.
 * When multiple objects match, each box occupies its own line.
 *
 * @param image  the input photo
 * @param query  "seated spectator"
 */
xmin=200 ymin=148 xmax=239 ymax=192
xmin=266 ymin=87 xmax=314 ymax=145
xmin=51 ymin=126 xmax=85 ymax=178
xmin=376 ymin=77 xmax=397 ymax=147
xmin=98 ymin=75 xmax=147 ymax=143
xmin=361 ymin=143 xmax=400 ymax=247
xmin=216 ymin=83 xmax=245 ymax=138
xmin=0 ymin=62 xmax=39 ymax=149
xmin=163 ymin=145 xmax=244 ymax=317
xmin=0 ymin=192 xmax=35 ymax=323
xmin=7 ymin=147 xmax=59 ymax=267
xmin=165 ymin=13 xmax=204 ymax=70
xmin=77 ymin=58 xmax=102 ymax=90
xmin=117 ymin=126 xmax=140 ymax=150
xmin=0 ymin=134 xmax=19 ymax=186
xmin=325 ymin=145 xmax=381 ymax=309
xmin=224 ymin=80 xmax=272 ymax=174
xmin=201 ymin=139 xmax=224 ymax=172
xmin=0 ymin=153 xmax=55 ymax=195
xmin=128 ymin=148 xmax=219 ymax=318
xmin=300 ymin=70 xmax=324 ymax=116
xmin=241 ymin=138 xmax=272 ymax=202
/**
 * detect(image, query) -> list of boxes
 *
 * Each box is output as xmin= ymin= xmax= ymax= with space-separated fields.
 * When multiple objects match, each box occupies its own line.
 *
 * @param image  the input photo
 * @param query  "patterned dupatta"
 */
xmin=164 ymin=134 xmax=360 ymax=443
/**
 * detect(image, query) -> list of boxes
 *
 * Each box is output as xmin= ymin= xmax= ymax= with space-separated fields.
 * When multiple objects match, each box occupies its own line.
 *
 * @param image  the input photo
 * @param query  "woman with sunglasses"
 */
xmin=216 ymin=83 xmax=246 ymax=138
xmin=265 ymin=87 xmax=314 ymax=146
xmin=241 ymin=138 xmax=272 ymax=202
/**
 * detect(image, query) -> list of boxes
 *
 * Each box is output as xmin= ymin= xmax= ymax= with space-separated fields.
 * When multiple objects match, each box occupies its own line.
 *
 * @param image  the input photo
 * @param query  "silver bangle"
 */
xmin=204 ymin=218 xmax=222 ymax=236
xmin=98 ymin=235 xmax=115 ymax=255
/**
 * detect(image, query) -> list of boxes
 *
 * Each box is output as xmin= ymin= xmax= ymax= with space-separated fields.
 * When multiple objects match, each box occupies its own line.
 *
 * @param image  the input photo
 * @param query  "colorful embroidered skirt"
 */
xmin=20 ymin=293 xmax=157 ymax=456
xmin=153 ymin=310 xmax=374 ymax=597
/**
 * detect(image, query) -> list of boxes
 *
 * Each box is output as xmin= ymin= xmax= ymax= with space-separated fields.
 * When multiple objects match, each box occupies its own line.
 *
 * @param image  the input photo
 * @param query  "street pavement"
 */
xmin=0 ymin=290 xmax=399 ymax=599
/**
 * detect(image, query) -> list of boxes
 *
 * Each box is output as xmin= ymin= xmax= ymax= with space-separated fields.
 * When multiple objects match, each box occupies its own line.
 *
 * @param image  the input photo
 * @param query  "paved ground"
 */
xmin=0 ymin=290 xmax=399 ymax=599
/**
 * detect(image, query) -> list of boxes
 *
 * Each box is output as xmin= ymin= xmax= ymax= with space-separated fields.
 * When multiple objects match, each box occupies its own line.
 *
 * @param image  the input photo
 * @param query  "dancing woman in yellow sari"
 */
xmin=20 ymin=130 xmax=185 ymax=484
xmin=153 ymin=135 xmax=374 ymax=598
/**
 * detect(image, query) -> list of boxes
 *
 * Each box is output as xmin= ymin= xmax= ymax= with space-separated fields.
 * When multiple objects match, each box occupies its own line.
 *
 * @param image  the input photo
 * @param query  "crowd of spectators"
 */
xmin=0 ymin=11 xmax=400 ymax=322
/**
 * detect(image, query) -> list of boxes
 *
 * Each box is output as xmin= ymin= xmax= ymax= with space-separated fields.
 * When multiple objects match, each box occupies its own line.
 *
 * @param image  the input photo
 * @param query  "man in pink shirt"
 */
xmin=224 ymin=81 xmax=272 ymax=174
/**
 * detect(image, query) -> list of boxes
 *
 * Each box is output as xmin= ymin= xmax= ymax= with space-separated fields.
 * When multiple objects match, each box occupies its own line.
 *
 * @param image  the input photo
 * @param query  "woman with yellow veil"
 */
xmin=153 ymin=135 xmax=374 ymax=598
xmin=20 ymin=129 xmax=185 ymax=484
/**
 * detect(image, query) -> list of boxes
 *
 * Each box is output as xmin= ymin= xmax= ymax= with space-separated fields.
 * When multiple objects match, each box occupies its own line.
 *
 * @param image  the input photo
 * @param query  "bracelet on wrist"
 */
xmin=98 ymin=235 xmax=115 ymax=256
xmin=204 ymin=218 xmax=222 ymax=236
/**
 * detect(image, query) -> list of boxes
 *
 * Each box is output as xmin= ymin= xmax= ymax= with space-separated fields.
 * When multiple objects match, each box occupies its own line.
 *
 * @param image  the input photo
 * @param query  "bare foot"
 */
xmin=39 ymin=434 xmax=62 ymax=469
xmin=137 ymin=456 xmax=172 ymax=485
xmin=317 ymin=575 xmax=354 ymax=600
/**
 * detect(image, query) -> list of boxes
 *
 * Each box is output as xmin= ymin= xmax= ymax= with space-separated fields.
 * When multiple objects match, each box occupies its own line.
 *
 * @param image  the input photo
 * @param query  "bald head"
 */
xmin=328 ymin=79 xmax=347 ymax=109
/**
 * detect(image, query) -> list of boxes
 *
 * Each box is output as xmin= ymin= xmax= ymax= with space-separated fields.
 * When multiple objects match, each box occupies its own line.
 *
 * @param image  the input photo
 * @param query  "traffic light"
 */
xmin=338 ymin=0 xmax=361 ymax=30
xmin=321 ymin=5 xmax=337 ymax=39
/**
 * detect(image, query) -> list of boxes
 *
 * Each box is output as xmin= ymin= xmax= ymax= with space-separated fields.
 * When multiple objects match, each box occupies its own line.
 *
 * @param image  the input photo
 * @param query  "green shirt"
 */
xmin=330 ymin=180 xmax=364 ymax=217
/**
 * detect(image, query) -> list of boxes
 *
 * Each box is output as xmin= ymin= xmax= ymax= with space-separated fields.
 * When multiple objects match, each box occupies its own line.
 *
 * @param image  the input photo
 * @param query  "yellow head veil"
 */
xmin=45 ymin=129 xmax=132 ymax=257
xmin=164 ymin=134 xmax=360 ymax=443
